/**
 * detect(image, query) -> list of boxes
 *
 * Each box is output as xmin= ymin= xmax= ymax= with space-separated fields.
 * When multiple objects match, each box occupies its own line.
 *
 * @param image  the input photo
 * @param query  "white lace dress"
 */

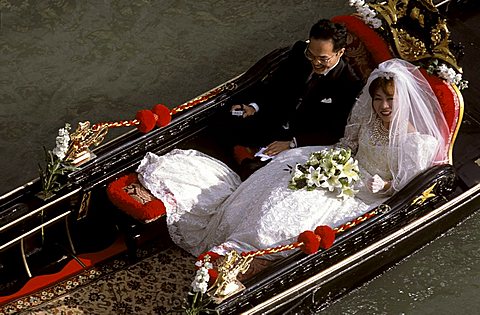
xmin=137 ymin=123 xmax=438 ymax=259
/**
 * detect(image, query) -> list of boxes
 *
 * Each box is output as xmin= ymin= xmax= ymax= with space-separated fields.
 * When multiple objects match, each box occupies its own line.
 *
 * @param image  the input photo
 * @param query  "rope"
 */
xmin=89 ymin=85 xmax=225 ymax=131
xmin=91 ymin=119 xmax=139 ymax=131
xmin=170 ymin=86 xmax=224 ymax=115
xmin=237 ymin=204 xmax=390 ymax=259
xmin=334 ymin=205 xmax=389 ymax=234
xmin=241 ymin=243 xmax=302 ymax=259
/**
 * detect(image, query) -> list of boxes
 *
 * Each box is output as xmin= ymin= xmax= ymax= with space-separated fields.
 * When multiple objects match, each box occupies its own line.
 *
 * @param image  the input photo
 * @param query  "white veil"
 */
xmin=341 ymin=59 xmax=449 ymax=191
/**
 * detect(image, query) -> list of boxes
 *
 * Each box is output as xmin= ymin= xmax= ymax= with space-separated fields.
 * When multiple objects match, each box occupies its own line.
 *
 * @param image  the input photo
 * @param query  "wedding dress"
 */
xmin=137 ymin=122 xmax=438 ymax=259
xmin=137 ymin=59 xmax=448 ymax=259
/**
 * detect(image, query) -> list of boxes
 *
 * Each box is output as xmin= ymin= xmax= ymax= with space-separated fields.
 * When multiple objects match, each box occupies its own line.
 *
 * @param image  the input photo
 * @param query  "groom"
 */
xmin=222 ymin=19 xmax=362 ymax=174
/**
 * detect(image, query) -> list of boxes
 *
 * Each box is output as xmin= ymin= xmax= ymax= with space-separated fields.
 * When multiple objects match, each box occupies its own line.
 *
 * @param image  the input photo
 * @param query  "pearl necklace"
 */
xmin=370 ymin=117 xmax=389 ymax=144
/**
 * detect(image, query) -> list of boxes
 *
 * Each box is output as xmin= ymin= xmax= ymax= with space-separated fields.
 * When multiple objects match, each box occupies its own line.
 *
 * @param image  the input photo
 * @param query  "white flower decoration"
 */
xmin=191 ymin=266 xmax=210 ymax=294
xmin=427 ymin=59 xmax=468 ymax=90
xmin=349 ymin=0 xmax=382 ymax=29
xmin=52 ymin=123 xmax=71 ymax=160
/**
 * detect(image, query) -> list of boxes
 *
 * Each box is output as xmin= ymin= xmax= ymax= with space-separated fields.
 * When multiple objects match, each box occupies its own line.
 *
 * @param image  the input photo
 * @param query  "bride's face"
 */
xmin=372 ymin=88 xmax=394 ymax=127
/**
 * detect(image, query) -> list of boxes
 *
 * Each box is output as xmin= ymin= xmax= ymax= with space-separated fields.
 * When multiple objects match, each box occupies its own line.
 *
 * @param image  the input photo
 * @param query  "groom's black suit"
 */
xmin=230 ymin=40 xmax=362 ymax=147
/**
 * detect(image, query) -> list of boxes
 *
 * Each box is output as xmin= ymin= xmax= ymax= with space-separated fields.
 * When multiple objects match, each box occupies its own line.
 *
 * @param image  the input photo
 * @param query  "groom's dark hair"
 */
xmin=309 ymin=19 xmax=347 ymax=52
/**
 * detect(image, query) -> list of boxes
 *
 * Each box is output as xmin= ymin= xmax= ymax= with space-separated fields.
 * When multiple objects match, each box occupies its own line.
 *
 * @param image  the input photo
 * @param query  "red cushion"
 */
xmin=233 ymin=145 xmax=256 ymax=165
xmin=332 ymin=15 xmax=393 ymax=64
xmin=107 ymin=173 xmax=166 ymax=223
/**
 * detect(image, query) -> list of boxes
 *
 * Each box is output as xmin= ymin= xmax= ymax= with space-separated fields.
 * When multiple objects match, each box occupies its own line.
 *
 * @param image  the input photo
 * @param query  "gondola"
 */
xmin=1 ymin=0 xmax=479 ymax=313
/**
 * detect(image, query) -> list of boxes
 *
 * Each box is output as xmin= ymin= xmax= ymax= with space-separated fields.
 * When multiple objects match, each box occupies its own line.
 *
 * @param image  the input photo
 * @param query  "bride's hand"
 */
xmin=367 ymin=174 xmax=386 ymax=193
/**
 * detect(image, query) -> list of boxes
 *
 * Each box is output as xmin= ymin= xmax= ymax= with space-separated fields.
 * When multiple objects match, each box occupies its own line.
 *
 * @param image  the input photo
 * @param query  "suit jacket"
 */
xmin=251 ymin=40 xmax=362 ymax=146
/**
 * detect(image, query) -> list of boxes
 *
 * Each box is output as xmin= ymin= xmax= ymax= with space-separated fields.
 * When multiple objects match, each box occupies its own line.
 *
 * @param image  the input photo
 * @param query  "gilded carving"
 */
xmin=65 ymin=122 xmax=109 ymax=166
xmin=397 ymin=29 xmax=428 ymax=59
xmin=208 ymin=251 xmax=250 ymax=303
xmin=369 ymin=0 xmax=461 ymax=71
xmin=412 ymin=183 xmax=437 ymax=206
xmin=410 ymin=7 xmax=424 ymax=27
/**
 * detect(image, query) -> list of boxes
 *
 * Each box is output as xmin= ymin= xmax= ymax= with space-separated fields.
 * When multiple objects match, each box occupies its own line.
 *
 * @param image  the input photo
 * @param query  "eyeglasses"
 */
xmin=304 ymin=47 xmax=338 ymax=64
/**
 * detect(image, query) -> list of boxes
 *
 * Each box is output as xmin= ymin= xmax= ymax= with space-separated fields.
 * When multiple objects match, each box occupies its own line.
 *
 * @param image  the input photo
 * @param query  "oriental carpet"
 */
xmin=0 ymin=244 xmax=195 ymax=315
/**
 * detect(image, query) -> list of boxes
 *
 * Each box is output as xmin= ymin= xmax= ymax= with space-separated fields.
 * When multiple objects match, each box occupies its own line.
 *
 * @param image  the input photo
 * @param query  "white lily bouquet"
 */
xmin=288 ymin=147 xmax=360 ymax=199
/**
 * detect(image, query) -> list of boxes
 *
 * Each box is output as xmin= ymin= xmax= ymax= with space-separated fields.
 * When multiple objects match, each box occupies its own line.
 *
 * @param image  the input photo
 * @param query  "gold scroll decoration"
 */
xmin=370 ymin=0 xmax=462 ymax=72
xmin=64 ymin=121 xmax=109 ymax=166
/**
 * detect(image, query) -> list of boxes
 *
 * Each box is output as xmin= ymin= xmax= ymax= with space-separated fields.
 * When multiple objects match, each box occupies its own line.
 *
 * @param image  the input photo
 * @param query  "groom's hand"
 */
xmin=231 ymin=104 xmax=256 ymax=118
xmin=264 ymin=141 xmax=290 ymax=156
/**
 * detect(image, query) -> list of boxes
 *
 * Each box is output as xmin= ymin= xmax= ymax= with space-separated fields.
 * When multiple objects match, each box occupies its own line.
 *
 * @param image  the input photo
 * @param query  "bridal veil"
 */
xmin=342 ymin=59 xmax=449 ymax=191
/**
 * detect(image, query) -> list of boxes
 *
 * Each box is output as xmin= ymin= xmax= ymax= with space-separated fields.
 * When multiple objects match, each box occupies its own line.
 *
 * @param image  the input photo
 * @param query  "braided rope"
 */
xmin=170 ymin=86 xmax=225 ymax=115
xmin=334 ymin=206 xmax=386 ymax=234
xmin=241 ymin=243 xmax=302 ymax=259
xmin=92 ymin=119 xmax=139 ymax=131
xmin=89 ymin=85 xmax=224 ymax=132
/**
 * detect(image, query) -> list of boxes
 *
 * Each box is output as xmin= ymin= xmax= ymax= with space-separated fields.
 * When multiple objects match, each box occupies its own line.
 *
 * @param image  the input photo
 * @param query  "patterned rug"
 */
xmin=1 ymin=244 xmax=196 ymax=315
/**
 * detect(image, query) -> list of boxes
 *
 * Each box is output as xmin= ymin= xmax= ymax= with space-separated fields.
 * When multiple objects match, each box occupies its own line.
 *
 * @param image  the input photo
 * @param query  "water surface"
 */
xmin=0 ymin=1 xmax=478 ymax=314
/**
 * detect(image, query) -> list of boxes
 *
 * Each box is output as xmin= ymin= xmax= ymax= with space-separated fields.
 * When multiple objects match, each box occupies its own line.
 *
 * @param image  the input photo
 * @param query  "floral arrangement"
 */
xmin=427 ymin=59 xmax=469 ymax=90
xmin=349 ymin=0 xmax=382 ymax=29
xmin=37 ymin=104 xmax=172 ymax=200
xmin=38 ymin=123 xmax=78 ymax=200
xmin=183 ymin=252 xmax=220 ymax=315
xmin=288 ymin=147 xmax=360 ymax=199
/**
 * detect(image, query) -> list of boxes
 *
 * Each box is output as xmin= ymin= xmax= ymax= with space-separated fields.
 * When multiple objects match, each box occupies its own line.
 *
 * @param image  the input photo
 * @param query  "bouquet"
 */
xmin=288 ymin=147 xmax=360 ymax=199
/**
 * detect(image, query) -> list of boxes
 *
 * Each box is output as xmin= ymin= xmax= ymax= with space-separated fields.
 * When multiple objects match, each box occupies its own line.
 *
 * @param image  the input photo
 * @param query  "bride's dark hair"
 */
xmin=368 ymin=77 xmax=394 ymax=97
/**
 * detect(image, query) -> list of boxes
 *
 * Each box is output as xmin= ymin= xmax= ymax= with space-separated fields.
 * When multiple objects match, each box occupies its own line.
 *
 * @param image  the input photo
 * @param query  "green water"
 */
xmin=1 ymin=1 xmax=479 ymax=314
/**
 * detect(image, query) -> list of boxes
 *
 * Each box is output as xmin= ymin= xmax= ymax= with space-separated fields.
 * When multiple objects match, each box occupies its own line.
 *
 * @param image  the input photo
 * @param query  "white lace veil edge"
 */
xmin=343 ymin=58 xmax=449 ymax=191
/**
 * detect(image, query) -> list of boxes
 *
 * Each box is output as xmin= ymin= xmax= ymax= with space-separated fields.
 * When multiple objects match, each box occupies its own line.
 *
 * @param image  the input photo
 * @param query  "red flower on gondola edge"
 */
xmin=135 ymin=104 xmax=172 ymax=133
xmin=314 ymin=225 xmax=336 ymax=249
xmin=135 ymin=110 xmax=157 ymax=133
xmin=297 ymin=230 xmax=321 ymax=254
xmin=297 ymin=225 xmax=336 ymax=254
xmin=152 ymin=104 xmax=172 ymax=127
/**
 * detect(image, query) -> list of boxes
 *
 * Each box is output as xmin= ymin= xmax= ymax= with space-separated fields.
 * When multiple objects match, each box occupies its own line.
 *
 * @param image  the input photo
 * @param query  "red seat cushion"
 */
xmin=233 ymin=145 xmax=256 ymax=165
xmin=107 ymin=173 xmax=166 ymax=223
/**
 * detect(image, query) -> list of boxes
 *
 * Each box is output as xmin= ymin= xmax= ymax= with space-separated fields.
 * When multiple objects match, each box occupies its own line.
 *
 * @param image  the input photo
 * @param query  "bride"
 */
xmin=136 ymin=59 xmax=449 ymax=261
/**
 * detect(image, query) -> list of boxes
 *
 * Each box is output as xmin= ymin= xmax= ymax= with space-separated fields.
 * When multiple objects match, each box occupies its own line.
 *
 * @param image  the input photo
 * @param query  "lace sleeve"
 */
xmin=336 ymin=123 xmax=361 ymax=154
